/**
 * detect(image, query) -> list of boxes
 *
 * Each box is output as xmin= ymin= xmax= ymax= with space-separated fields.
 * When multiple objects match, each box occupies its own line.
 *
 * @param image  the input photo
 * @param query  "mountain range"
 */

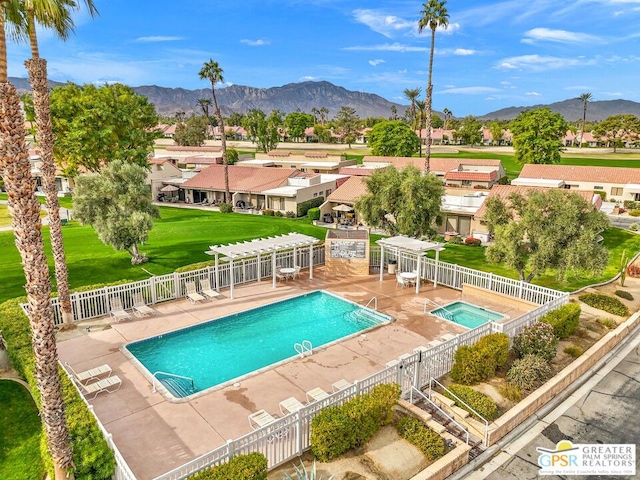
xmin=10 ymin=77 xmax=640 ymax=122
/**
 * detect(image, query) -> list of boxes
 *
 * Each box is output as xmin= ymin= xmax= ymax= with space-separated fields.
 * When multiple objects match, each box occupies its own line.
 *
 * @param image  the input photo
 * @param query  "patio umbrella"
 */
xmin=332 ymin=204 xmax=353 ymax=212
xmin=160 ymin=185 xmax=179 ymax=192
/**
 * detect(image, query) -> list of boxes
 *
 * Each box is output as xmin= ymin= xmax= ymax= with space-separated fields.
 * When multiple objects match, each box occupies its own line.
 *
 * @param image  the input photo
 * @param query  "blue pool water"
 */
xmin=430 ymin=301 xmax=504 ymax=329
xmin=125 ymin=291 xmax=389 ymax=398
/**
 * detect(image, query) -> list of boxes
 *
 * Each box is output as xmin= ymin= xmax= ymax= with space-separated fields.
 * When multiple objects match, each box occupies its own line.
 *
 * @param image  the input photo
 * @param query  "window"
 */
xmin=326 ymin=189 xmax=332 ymax=196
xmin=611 ymin=187 xmax=623 ymax=196
xmin=594 ymin=186 xmax=603 ymax=190
xmin=461 ymin=180 xmax=471 ymax=186
xmin=313 ymin=192 xmax=318 ymax=197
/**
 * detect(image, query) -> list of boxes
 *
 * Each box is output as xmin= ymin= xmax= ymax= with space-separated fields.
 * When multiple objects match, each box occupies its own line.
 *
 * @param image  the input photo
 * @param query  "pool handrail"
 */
xmin=152 ymin=371 xmax=195 ymax=393
xmin=294 ymin=340 xmax=313 ymax=358
xmin=423 ymin=298 xmax=455 ymax=320
xmin=364 ymin=296 xmax=378 ymax=311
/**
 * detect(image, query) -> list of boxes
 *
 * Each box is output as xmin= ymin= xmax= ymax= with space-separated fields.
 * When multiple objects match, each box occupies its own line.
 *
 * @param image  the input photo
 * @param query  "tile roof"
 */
xmin=519 ymin=164 xmax=640 ymax=185
xmin=165 ymin=145 xmax=222 ymax=152
xmin=363 ymin=156 xmax=503 ymax=173
xmin=327 ymin=176 xmax=368 ymax=204
xmin=182 ymin=165 xmax=300 ymax=193
xmin=184 ymin=156 xmax=222 ymax=165
xmin=444 ymin=170 xmax=498 ymax=182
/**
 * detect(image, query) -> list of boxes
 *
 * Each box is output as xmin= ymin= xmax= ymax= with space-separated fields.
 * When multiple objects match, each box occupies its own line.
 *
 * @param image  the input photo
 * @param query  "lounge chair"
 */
xmin=109 ymin=297 xmax=131 ymax=322
xmin=77 ymin=375 xmax=122 ymax=399
xmin=248 ymin=409 xmax=277 ymax=430
xmin=279 ymin=396 xmax=305 ymax=415
xmin=65 ymin=362 xmax=112 ymax=385
xmin=305 ymin=387 xmax=329 ymax=403
xmin=331 ymin=379 xmax=351 ymax=392
xmin=200 ymin=278 xmax=221 ymax=300
xmin=132 ymin=293 xmax=156 ymax=317
xmin=185 ymin=281 xmax=205 ymax=304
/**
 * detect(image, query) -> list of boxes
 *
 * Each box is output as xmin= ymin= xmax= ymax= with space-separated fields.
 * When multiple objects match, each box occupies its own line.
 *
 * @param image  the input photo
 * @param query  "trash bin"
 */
xmin=387 ymin=260 xmax=397 ymax=275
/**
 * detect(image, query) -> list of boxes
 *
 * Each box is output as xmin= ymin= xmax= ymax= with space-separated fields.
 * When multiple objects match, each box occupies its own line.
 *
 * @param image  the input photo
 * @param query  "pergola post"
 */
xmin=415 ymin=254 xmax=421 ymax=294
xmin=257 ymin=253 xmax=262 ymax=281
xmin=434 ymin=248 xmax=441 ymax=288
xmin=379 ymin=246 xmax=385 ymax=282
xmin=214 ymin=254 xmax=219 ymax=291
xmin=230 ymin=259 xmax=235 ymax=299
xmin=272 ymin=252 xmax=277 ymax=289
xmin=293 ymin=246 xmax=297 ymax=267
xmin=309 ymin=244 xmax=314 ymax=279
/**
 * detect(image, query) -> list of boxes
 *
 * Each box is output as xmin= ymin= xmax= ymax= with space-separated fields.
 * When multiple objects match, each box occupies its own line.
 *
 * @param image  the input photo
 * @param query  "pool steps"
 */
xmin=294 ymin=340 xmax=313 ymax=358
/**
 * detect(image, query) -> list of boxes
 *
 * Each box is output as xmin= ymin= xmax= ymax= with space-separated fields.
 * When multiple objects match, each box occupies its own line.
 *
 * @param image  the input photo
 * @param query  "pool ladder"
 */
xmin=423 ymin=298 xmax=455 ymax=322
xmin=294 ymin=340 xmax=313 ymax=358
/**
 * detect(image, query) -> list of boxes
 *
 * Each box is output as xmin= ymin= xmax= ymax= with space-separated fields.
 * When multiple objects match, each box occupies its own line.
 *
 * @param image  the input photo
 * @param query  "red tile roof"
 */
xmin=364 ymin=156 xmax=503 ymax=173
xmin=183 ymin=156 xmax=222 ymax=165
xmin=444 ymin=170 xmax=498 ymax=182
xmin=165 ymin=145 xmax=222 ymax=152
xmin=327 ymin=176 xmax=368 ymax=203
xmin=519 ymin=164 xmax=640 ymax=185
xmin=182 ymin=165 xmax=300 ymax=193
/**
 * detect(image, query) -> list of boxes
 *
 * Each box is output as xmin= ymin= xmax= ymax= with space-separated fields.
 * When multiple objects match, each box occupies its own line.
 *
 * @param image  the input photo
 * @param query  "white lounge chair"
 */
xmin=306 ymin=387 xmax=330 ymax=403
xmin=78 ymin=375 xmax=122 ymax=399
xmin=132 ymin=293 xmax=156 ymax=317
xmin=109 ymin=297 xmax=131 ymax=322
xmin=331 ymin=379 xmax=351 ymax=392
xmin=185 ymin=281 xmax=205 ymax=304
xmin=200 ymin=278 xmax=221 ymax=300
xmin=65 ymin=362 xmax=112 ymax=385
xmin=279 ymin=396 xmax=305 ymax=415
xmin=248 ymin=409 xmax=277 ymax=429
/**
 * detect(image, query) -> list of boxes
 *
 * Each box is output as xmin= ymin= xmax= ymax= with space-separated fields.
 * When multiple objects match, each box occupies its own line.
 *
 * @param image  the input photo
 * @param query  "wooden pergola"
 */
xmin=205 ymin=233 xmax=320 ymax=299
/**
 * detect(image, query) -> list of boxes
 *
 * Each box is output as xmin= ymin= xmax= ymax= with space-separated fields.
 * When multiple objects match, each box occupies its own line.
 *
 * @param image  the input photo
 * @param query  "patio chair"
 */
xmin=275 ymin=269 xmax=286 ymax=282
xmin=109 ymin=297 xmax=131 ymax=322
xmin=279 ymin=396 xmax=305 ymax=415
xmin=132 ymin=293 xmax=156 ymax=317
xmin=185 ymin=281 xmax=205 ymax=304
xmin=77 ymin=375 xmax=122 ymax=400
xmin=248 ymin=409 xmax=277 ymax=430
xmin=200 ymin=278 xmax=221 ymax=300
xmin=305 ymin=387 xmax=330 ymax=403
xmin=331 ymin=379 xmax=352 ymax=392
xmin=395 ymin=274 xmax=408 ymax=289
xmin=65 ymin=361 xmax=112 ymax=385
xmin=292 ymin=265 xmax=302 ymax=279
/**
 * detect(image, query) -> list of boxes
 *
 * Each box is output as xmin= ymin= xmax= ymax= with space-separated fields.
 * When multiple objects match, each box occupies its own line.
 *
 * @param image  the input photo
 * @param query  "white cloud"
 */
xmin=453 ymin=48 xmax=476 ymax=56
xmin=368 ymin=59 xmax=385 ymax=66
xmin=522 ymin=28 xmax=601 ymax=44
xmin=353 ymin=9 xmax=413 ymax=38
xmin=495 ymin=54 xmax=594 ymax=71
xmin=398 ymin=69 xmax=407 ymax=74
xmin=526 ymin=91 xmax=542 ymax=96
xmin=299 ymin=75 xmax=319 ymax=81
xmin=344 ymin=43 xmax=429 ymax=52
xmin=135 ymin=36 xmax=185 ymax=43
xmin=440 ymin=86 xmax=502 ymax=95
xmin=240 ymin=39 xmax=270 ymax=46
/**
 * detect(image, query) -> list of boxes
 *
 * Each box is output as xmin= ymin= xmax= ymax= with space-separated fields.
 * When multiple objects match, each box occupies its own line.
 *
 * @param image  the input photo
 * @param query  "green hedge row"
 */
xmin=310 ymin=383 xmax=401 ymax=461
xmin=297 ymin=197 xmax=324 ymax=218
xmin=578 ymin=293 xmax=630 ymax=317
xmin=0 ymin=299 xmax=115 ymax=479
xmin=396 ymin=416 xmax=446 ymax=461
xmin=443 ymin=384 xmax=499 ymax=421
xmin=187 ymin=453 xmax=267 ymax=480
xmin=174 ymin=261 xmax=216 ymax=273
xmin=540 ymin=303 xmax=581 ymax=339
xmin=450 ymin=333 xmax=510 ymax=385
xmin=307 ymin=207 xmax=321 ymax=221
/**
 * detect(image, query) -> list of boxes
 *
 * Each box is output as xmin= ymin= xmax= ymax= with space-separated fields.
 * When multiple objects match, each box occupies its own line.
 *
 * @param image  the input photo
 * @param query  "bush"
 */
xmin=285 ymin=211 xmax=296 ymax=218
xmin=187 ymin=453 xmax=267 ymax=480
xmin=450 ymin=333 xmax=509 ymax=384
xmin=310 ymin=383 xmax=400 ymax=461
xmin=296 ymin=197 xmax=324 ymax=217
xmin=539 ymin=303 xmax=581 ymax=339
xmin=444 ymin=384 xmax=499 ymax=420
xmin=219 ymin=203 xmax=233 ymax=213
xmin=506 ymin=355 xmax=552 ymax=391
xmin=262 ymin=209 xmax=275 ymax=216
xmin=175 ymin=261 xmax=216 ymax=273
xmin=615 ymin=290 xmax=634 ymax=301
xmin=630 ymin=224 xmax=639 ymax=232
xmin=275 ymin=211 xmax=284 ymax=217
xmin=597 ymin=318 xmax=617 ymax=329
xmin=307 ymin=207 xmax=321 ymax=221
xmin=498 ymin=384 xmax=522 ymax=402
xmin=0 ymin=299 xmax=116 ymax=479
xmin=629 ymin=209 xmax=640 ymax=217
xmin=564 ymin=345 xmax=584 ymax=358
xmin=396 ymin=416 xmax=446 ymax=461
xmin=593 ymin=190 xmax=607 ymax=201
xmin=464 ymin=237 xmax=482 ymax=247
xmin=578 ymin=293 xmax=630 ymax=317
xmin=623 ymin=200 xmax=640 ymax=210
xmin=513 ymin=322 xmax=558 ymax=361
xmin=447 ymin=236 xmax=463 ymax=245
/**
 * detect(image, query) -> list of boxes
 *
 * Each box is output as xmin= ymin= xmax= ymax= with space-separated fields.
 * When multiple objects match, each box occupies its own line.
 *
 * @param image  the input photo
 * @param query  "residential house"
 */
xmin=318 ymin=176 xmax=368 ymax=225
xmin=236 ymin=151 xmax=356 ymax=174
xmin=28 ymin=149 xmax=73 ymax=195
xmin=562 ymin=131 xmax=600 ymax=147
xmin=147 ymin=159 xmax=184 ymax=201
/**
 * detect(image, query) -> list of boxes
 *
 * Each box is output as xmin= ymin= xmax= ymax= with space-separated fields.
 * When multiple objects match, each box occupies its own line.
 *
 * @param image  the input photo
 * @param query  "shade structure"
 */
xmin=160 ymin=185 xmax=180 ymax=192
xmin=332 ymin=204 xmax=353 ymax=212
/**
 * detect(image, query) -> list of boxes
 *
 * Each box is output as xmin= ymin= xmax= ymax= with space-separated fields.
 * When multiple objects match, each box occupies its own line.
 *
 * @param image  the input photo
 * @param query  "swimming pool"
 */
xmin=125 ymin=291 xmax=390 ymax=399
xmin=430 ymin=301 xmax=504 ymax=329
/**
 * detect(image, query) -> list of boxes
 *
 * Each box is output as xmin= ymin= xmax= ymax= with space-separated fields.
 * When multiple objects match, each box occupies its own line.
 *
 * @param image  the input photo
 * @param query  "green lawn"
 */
xmin=0 ymin=380 xmax=44 ymax=480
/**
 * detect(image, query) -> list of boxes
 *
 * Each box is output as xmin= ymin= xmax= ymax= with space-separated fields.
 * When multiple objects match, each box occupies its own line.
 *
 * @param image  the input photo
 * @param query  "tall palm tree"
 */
xmin=578 ymin=92 xmax=592 ymax=148
xmin=199 ymin=59 xmax=230 ymax=203
xmin=197 ymin=97 xmax=212 ymax=139
xmin=403 ymin=87 xmax=422 ymax=131
xmin=442 ymin=107 xmax=452 ymax=130
xmin=416 ymin=99 xmax=426 ymax=156
xmin=418 ymin=0 xmax=449 ymax=174
xmin=0 ymin=1 xmax=81 ymax=478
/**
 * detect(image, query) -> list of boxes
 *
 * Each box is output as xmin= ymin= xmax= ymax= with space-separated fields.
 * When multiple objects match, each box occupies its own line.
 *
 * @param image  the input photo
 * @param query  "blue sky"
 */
xmin=7 ymin=0 xmax=640 ymax=116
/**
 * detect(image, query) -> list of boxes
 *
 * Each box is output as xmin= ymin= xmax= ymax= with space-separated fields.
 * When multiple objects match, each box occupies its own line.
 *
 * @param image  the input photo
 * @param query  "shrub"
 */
xmin=630 ymin=224 xmax=639 ymax=232
xmin=262 ymin=209 xmax=275 ymax=216
xmin=624 ymin=200 xmax=640 ymax=210
xmin=498 ymin=384 xmax=522 ymax=402
xmin=597 ymin=318 xmax=617 ymax=329
xmin=444 ymin=384 xmax=499 ymax=420
xmin=627 ymin=264 xmax=640 ymax=277
xmin=175 ymin=261 xmax=216 ymax=273
xmin=593 ymin=190 xmax=607 ymax=201
xmin=285 ymin=211 xmax=296 ymax=218
xmin=629 ymin=209 xmax=640 ymax=217
xmin=450 ymin=333 xmax=510 ymax=384
xmin=506 ymin=355 xmax=552 ymax=391
xmin=0 ymin=299 xmax=116 ymax=479
xmin=68 ymin=279 xmax=135 ymax=293
xmin=219 ymin=203 xmax=233 ymax=213
xmin=448 ymin=236 xmax=463 ymax=245
xmin=396 ymin=416 xmax=446 ymax=461
xmin=615 ymin=290 xmax=634 ymax=301
xmin=564 ymin=345 xmax=584 ymax=358
xmin=578 ymin=293 xmax=630 ymax=317
xmin=187 ymin=453 xmax=267 ymax=480
xmin=513 ymin=322 xmax=558 ymax=361
xmin=310 ymin=383 xmax=400 ymax=461
xmin=539 ymin=303 xmax=581 ymax=339
xmin=296 ymin=197 xmax=324 ymax=217
xmin=464 ymin=237 xmax=482 ymax=247
xmin=275 ymin=211 xmax=284 ymax=217
xmin=307 ymin=207 xmax=321 ymax=221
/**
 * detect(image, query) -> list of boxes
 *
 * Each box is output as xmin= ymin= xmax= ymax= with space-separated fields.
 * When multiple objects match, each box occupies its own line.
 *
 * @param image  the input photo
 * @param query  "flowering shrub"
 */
xmin=506 ymin=355 xmax=552 ymax=391
xmin=627 ymin=264 xmax=640 ymax=277
xmin=513 ymin=322 xmax=558 ymax=361
xmin=464 ymin=237 xmax=482 ymax=247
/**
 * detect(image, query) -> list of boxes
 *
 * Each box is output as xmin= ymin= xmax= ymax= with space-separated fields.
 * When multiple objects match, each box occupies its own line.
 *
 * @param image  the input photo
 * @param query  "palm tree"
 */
xmin=403 ymin=87 xmax=422 ymax=132
xmin=196 ymin=97 xmax=212 ymax=139
xmin=0 ymin=1 xmax=81 ymax=478
xmin=443 ymin=107 xmax=452 ymax=130
xmin=418 ymin=0 xmax=449 ymax=174
xmin=416 ymin=99 xmax=426 ymax=156
xmin=199 ymin=59 xmax=230 ymax=203
xmin=578 ymin=92 xmax=592 ymax=148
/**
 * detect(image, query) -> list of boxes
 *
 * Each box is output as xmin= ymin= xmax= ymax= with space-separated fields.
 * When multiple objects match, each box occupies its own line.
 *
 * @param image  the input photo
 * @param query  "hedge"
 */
xmin=396 ymin=416 xmax=446 ymax=461
xmin=310 ymin=383 xmax=400 ymax=461
xmin=539 ymin=303 xmax=581 ymax=339
xmin=443 ymin=384 xmax=499 ymax=421
xmin=615 ymin=290 xmax=634 ymax=301
xmin=307 ymin=207 xmax=321 ymax=221
xmin=175 ymin=261 xmax=216 ymax=273
xmin=297 ymin=197 xmax=324 ymax=218
xmin=187 ymin=453 xmax=267 ymax=480
xmin=450 ymin=333 xmax=510 ymax=384
xmin=578 ymin=293 xmax=630 ymax=317
xmin=0 ymin=299 xmax=116 ymax=479
xmin=219 ymin=203 xmax=233 ymax=213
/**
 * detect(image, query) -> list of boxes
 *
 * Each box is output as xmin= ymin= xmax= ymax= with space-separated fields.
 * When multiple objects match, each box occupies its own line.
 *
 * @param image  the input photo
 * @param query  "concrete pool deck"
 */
xmin=57 ymin=269 xmax=530 ymax=479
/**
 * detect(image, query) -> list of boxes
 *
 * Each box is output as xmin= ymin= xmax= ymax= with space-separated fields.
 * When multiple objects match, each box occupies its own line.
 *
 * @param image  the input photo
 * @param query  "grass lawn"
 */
xmin=0 ymin=380 xmax=44 ymax=480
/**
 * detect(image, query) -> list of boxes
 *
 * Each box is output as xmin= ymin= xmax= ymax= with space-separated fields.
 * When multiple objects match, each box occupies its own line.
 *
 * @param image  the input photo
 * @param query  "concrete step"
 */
xmin=431 ymin=391 xmax=455 ymax=408
xmin=451 ymin=405 xmax=470 ymax=419
xmin=426 ymin=419 xmax=447 ymax=434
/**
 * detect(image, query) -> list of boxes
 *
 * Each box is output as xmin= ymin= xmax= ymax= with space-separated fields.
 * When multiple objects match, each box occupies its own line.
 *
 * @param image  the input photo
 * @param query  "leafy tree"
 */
xmin=488 ymin=122 xmax=503 ymax=145
xmin=593 ymin=114 xmax=640 ymax=152
xmin=335 ymin=106 xmax=360 ymax=147
xmin=74 ymin=159 xmax=160 ymax=265
xmin=510 ymin=108 xmax=568 ymax=164
xmin=227 ymin=147 xmax=239 ymax=165
xmin=458 ymin=115 xmax=482 ymax=145
xmin=313 ymin=124 xmax=334 ymax=143
xmin=431 ymin=113 xmax=443 ymax=129
xmin=242 ymin=108 xmax=283 ymax=152
xmin=419 ymin=0 xmax=449 ymax=173
xmin=362 ymin=116 xmax=386 ymax=128
xmin=578 ymin=92 xmax=592 ymax=147
xmin=174 ymin=115 xmax=207 ymax=146
xmin=368 ymin=120 xmax=420 ymax=156
xmin=50 ymin=82 xmax=159 ymax=173
xmin=226 ymin=111 xmax=245 ymax=127
xmin=355 ymin=165 xmax=444 ymax=237
xmin=484 ymin=189 xmax=610 ymax=282
xmin=21 ymin=92 xmax=35 ymax=121
xmin=284 ymin=111 xmax=314 ymax=142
